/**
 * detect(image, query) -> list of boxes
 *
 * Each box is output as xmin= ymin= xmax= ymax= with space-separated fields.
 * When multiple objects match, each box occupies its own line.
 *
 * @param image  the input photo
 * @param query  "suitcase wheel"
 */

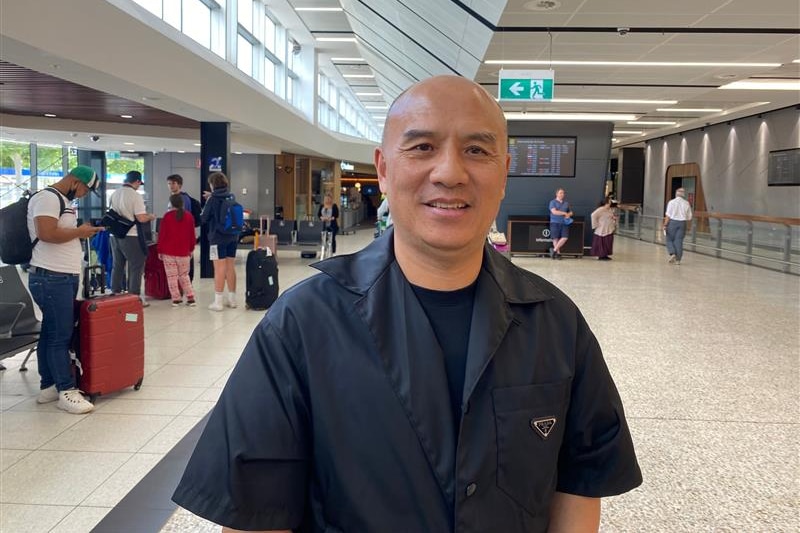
xmin=134 ymin=377 xmax=143 ymax=391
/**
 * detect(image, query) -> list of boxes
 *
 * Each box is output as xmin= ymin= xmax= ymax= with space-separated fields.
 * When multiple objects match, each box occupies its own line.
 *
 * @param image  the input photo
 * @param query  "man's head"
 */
xmin=208 ymin=171 xmax=229 ymax=189
xmin=64 ymin=165 xmax=100 ymax=200
xmin=676 ymin=188 xmax=686 ymax=198
xmin=556 ymin=188 xmax=566 ymax=201
xmin=125 ymin=171 xmax=144 ymax=189
xmin=375 ymin=75 xmax=509 ymax=263
xmin=167 ymin=174 xmax=183 ymax=194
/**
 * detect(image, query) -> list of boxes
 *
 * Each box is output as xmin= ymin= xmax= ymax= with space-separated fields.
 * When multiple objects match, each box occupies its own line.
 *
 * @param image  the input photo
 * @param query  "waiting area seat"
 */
xmin=0 ymin=265 xmax=40 ymax=372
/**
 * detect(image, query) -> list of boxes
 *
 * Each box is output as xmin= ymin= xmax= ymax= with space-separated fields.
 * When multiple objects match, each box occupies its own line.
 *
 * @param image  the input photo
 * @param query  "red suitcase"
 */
xmin=144 ymin=244 xmax=170 ymax=299
xmin=78 ymin=268 xmax=145 ymax=401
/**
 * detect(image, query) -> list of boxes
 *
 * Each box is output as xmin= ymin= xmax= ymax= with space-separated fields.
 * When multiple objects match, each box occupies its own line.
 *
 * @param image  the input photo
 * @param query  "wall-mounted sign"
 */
xmin=106 ymin=151 xmax=121 ymax=160
xmin=499 ymin=70 xmax=554 ymax=101
xmin=340 ymin=161 xmax=355 ymax=171
xmin=209 ymin=156 xmax=223 ymax=172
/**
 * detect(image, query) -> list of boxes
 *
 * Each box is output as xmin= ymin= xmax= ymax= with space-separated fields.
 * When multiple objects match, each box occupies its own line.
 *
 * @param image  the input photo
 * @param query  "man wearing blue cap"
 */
xmin=27 ymin=165 xmax=103 ymax=414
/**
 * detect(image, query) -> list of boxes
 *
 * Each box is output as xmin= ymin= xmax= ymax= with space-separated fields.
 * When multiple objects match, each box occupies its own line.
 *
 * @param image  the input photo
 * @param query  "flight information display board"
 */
xmin=508 ymin=136 xmax=577 ymax=177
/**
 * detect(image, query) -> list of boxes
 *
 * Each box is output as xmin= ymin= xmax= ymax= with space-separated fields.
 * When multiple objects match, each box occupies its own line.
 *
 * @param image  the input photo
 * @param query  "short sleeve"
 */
xmin=30 ymin=190 xmax=62 ymax=219
xmin=172 ymin=319 xmax=311 ymax=530
xmin=555 ymin=311 xmax=642 ymax=497
xmin=132 ymin=191 xmax=147 ymax=216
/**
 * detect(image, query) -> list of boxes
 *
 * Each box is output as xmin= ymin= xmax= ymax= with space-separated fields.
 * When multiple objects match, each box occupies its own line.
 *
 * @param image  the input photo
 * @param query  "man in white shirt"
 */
xmin=662 ymin=187 xmax=693 ymax=265
xmin=27 ymin=165 xmax=104 ymax=414
xmin=109 ymin=171 xmax=155 ymax=304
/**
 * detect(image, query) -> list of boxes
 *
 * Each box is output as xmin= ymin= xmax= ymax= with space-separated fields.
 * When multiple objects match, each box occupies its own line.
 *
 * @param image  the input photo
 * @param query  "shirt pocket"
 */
xmin=492 ymin=380 xmax=570 ymax=516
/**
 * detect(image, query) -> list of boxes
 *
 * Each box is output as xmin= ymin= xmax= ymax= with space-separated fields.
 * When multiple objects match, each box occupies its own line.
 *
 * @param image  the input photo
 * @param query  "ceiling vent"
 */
xmin=524 ymin=0 xmax=561 ymax=11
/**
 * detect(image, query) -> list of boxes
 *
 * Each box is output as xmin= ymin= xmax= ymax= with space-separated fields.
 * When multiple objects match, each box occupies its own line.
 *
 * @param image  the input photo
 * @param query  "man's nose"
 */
xmin=428 ymin=145 xmax=467 ymax=187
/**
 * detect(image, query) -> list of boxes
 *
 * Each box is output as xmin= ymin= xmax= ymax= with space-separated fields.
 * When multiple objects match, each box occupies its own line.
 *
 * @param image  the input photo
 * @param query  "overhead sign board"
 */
xmin=498 ymin=69 xmax=554 ymax=101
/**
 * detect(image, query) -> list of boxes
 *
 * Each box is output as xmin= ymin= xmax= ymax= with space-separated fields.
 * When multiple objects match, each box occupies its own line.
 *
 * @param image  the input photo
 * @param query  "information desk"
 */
xmin=507 ymin=216 xmax=584 ymax=257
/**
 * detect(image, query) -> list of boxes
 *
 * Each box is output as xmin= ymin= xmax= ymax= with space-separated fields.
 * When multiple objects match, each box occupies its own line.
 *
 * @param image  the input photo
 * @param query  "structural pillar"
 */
xmin=199 ymin=122 xmax=231 ymax=278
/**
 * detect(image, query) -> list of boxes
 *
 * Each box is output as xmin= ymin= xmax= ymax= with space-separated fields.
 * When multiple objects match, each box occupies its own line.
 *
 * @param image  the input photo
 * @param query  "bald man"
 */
xmin=173 ymin=76 xmax=641 ymax=533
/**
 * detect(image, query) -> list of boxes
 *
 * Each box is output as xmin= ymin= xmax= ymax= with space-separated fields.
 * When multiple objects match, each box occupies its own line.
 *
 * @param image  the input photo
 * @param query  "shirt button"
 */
xmin=465 ymin=483 xmax=477 ymax=497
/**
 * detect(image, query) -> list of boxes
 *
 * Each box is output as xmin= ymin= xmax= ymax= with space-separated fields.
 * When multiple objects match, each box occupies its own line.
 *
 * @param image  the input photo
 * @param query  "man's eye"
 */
xmin=467 ymin=146 xmax=489 ymax=155
xmin=411 ymin=143 xmax=433 ymax=151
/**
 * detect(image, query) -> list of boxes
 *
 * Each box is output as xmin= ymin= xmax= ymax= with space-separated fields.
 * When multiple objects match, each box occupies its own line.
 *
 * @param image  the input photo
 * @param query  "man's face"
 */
xmin=167 ymin=180 xmax=181 ymax=194
xmin=375 ymin=76 xmax=509 ymax=257
xmin=556 ymin=189 xmax=565 ymax=202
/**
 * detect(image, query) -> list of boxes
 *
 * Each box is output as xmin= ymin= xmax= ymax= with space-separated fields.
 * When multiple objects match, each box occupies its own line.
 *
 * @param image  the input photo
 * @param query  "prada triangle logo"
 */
xmin=530 ymin=417 xmax=557 ymax=439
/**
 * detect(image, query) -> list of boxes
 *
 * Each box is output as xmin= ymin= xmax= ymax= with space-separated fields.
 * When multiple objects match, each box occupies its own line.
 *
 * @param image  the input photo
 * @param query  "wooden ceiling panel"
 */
xmin=0 ymin=61 xmax=198 ymax=129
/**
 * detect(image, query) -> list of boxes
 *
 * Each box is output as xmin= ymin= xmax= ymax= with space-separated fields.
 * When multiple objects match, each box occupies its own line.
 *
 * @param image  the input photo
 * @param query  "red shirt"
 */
xmin=157 ymin=210 xmax=195 ymax=257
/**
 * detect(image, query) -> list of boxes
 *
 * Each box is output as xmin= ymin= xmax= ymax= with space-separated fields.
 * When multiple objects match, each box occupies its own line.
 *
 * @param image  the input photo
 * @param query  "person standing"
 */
xmin=109 ymin=171 xmax=155 ymax=305
xmin=548 ymin=187 xmax=573 ymax=259
xmin=590 ymin=196 xmax=618 ymax=260
xmin=201 ymin=171 xmax=238 ymax=311
xmin=173 ymin=75 xmax=641 ymax=532
xmin=663 ymin=187 xmax=693 ymax=265
xmin=157 ymin=194 xmax=197 ymax=307
xmin=317 ymin=193 xmax=339 ymax=254
xmin=165 ymin=173 xmax=200 ymax=279
xmin=27 ymin=166 xmax=103 ymax=414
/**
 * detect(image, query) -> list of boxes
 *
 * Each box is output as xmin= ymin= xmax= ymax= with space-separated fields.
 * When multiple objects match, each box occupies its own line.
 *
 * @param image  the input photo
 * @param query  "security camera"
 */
xmin=617 ymin=27 xmax=629 ymax=36
xmin=90 ymin=135 xmax=100 ymax=142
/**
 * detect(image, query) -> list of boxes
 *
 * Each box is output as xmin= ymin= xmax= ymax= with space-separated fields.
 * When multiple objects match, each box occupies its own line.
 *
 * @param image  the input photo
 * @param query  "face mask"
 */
xmin=65 ymin=185 xmax=78 ymax=201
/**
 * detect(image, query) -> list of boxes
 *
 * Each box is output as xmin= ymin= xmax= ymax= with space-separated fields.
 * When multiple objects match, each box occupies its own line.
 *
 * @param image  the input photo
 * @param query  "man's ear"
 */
xmin=375 ymin=146 xmax=388 ymax=193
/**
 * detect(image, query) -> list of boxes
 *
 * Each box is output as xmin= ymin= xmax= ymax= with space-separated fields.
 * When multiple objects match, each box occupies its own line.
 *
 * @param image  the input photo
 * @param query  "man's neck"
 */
xmin=393 ymin=234 xmax=483 ymax=291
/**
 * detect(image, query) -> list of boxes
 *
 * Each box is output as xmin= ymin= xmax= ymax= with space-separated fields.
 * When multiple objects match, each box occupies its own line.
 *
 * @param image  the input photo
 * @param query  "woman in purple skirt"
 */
xmin=590 ymin=196 xmax=618 ymax=260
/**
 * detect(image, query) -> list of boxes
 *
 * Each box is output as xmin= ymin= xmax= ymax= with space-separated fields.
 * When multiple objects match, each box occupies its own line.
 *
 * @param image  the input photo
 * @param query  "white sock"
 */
xmin=227 ymin=291 xmax=236 ymax=302
xmin=214 ymin=292 xmax=224 ymax=306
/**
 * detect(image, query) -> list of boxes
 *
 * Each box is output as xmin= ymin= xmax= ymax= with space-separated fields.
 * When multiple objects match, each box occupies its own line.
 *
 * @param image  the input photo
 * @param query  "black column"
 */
xmin=199 ymin=122 xmax=230 ymax=278
xmin=77 ymin=150 xmax=107 ymax=223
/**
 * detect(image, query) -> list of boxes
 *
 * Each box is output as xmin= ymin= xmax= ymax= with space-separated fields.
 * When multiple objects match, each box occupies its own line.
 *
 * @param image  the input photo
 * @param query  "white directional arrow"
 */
xmin=509 ymin=81 xmax=524 ymax=96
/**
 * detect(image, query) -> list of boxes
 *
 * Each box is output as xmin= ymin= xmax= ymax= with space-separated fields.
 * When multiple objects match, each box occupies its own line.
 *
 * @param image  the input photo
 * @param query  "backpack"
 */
xmin=220 ymin=196 xmax=244 ymax=236
xmin=0 ymin=188 xmax=66 ymax=265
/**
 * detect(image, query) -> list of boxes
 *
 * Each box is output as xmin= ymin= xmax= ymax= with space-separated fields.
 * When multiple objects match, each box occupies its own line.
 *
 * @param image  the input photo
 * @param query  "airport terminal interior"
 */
xmin=1 ymin=0 xmax=798 ymax=532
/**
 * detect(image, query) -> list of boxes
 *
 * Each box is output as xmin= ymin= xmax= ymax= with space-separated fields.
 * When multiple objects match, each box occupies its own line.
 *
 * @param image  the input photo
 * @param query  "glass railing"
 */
xmin=616 ymin=205 xmax=800 ymax=275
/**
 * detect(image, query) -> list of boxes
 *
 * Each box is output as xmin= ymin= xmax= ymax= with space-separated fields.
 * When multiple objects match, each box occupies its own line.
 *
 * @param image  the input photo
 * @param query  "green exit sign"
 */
xmin=498 ymin=70 xmax=554 ymax=101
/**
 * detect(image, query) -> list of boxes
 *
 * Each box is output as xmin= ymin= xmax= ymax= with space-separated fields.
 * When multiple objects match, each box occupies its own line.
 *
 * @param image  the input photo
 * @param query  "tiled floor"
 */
xmin=1 ymin=227 xmax=798 ymax=532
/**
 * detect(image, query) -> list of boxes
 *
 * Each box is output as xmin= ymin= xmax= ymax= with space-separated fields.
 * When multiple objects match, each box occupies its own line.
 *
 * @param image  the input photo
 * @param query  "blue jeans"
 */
xmin=665 ymin=220 xmax=687 ymax=260
xmin=28 ymin=271 xmax=79 ymax=392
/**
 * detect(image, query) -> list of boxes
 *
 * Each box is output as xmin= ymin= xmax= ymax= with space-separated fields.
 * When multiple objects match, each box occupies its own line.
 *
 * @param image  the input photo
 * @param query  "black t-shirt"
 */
xmin=411 ymin=281 xmax=476 ymax=436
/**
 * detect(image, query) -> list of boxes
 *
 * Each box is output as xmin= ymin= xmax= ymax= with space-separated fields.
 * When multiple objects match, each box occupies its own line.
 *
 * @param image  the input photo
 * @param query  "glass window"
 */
xmin=0 ymin=141 xmax=32 ymax=207
xmin=36 ymin=145 xmax=64 ymax=190
xmin=286 ymin=76 xmax=294 ymax=103
xmin=134 ymin=0 xmax=162 ymax=17
xmin=264 ymin=57 xmax=276 ymax=92
xmin=286 ymin=37 xmax=294 ymax=71
xmin=163 ymin=0 xmax=181 ymax=29
xmin=183 ymin=0 xmax=211 ymax=48
xmin=264 ymin=14 xmax=276 ymax=54
xmin=237 ymin=34 xmax=253 ymax=75
xmin=238 ymin=0 xmax=253 ymax=32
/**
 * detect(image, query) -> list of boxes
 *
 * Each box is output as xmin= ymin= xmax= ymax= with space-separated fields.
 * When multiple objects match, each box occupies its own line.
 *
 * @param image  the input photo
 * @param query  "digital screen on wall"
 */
xmin=768 ymin=148 xmax=800 ymax=186
xmin=507 ymin=136 xmax=577 ymax=177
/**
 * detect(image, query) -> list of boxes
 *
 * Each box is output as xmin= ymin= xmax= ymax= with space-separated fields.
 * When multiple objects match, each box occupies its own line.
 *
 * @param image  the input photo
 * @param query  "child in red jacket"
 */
xmin=157 ymin=194 xmax=197 ymax=306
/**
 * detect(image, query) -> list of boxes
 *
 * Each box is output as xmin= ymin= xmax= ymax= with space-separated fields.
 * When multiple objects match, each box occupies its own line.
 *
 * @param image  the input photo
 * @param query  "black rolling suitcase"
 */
xmin=246 ymin=225 xmax=279 ymax=310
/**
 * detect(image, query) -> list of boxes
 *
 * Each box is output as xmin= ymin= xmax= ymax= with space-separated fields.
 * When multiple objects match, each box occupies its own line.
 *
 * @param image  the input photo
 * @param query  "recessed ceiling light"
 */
xmin=611 ymin=138 xmax=618 ymax=142
xmin=613 ymin=130 xmax=644 ymax=135
xmin=792 ymin=59 xmax=800 ymax=64
xmin=63 ymin=141 xmax=73 ymax=144
xmin=485 ymin=60 xmax=781 ymax=67
xmin=295 ymin=7 xmax=343 ymax=11
xmin=365 ymin=105 xmax=388 ymax=109
xmin=628 ymin=121 xmax=677 ymax=125
xmin=123 ymin=142 xmax=135 ymax=146
xmin=44 ymin=113 xmax=57 ymax=118
xmin=719 ymin=79 xmax=800 ymax=90
xmin=120 ymin=114 xmax=134 ymax=119
xmin=524 ymin=0 xmax=561 ymax=11
xmin=177 ymin=150 xmax=186 ymax=153
xmin=506 ymin=113 xmax=638 ymax=121
xmin=656 ymin=108 xmax=723 ymax=113
xmin=234 ymin=151 xmax=243 ymax=154
xmin=343 ymin=74 xmax=374 ymax=78
xmin=126 ymin=150 xmax=135 ymax=153
xmin=372 ymin=115 xmax=387 ymax=120
xmin=332 ymin=57 xmax=365 ymax=62
xmin=193 ymin=143 xmax=202 ymax=146
xmin=317 ymin=37 xmax=357 ymax=43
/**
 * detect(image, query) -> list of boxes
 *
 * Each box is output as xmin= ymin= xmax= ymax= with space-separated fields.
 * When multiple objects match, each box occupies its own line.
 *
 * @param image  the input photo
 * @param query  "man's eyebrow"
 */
xmin=464 ymin=131 xmax=498 ymax=144
xmin=400 ymin=130 xmax=498 ymax=144
xmin=400 ymin=129 xmax=435 ymax=143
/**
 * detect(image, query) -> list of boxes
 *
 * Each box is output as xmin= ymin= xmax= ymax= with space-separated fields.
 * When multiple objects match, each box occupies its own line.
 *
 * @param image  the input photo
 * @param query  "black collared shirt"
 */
xmin=173 ymin=229 xmax=642 ymax=532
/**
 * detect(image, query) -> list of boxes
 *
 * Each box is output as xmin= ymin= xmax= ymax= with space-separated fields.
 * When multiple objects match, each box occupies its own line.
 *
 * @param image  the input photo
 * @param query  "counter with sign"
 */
xmin=507 ymin=215 xmax=584 ymax=257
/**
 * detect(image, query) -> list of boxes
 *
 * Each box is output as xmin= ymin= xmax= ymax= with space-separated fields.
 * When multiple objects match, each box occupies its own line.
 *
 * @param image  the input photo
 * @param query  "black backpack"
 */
xmin=0 ymin=188 xmax=66 ymax=265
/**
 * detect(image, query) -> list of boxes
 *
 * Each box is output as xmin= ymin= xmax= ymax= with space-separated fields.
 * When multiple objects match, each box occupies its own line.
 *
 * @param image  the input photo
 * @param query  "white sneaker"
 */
xmin=208 ymin=302 xmax=224 ymax=312
xmin=225 ymin=299 xmax=238 ymax=309
xmin=37 ymin=385 xmax=59 ymax=404
xmin=668 ymin=254 xmax=676 ymax=264
xmin=57 ymin=389 xmax=94 ymax=414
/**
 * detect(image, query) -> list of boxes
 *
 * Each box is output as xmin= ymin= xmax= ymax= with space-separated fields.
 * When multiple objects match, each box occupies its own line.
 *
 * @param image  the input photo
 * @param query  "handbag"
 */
xmin=101 ymin=208 xmax=135 ymax=238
